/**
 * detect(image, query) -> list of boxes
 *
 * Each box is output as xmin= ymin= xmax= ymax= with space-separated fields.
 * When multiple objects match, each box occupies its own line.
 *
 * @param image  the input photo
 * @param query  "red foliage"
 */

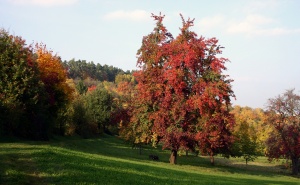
xmin=265 ymin=89 xmax=300 ymax=175
xmin=87 ymin=85 xmax=97 ymax=92
xmin=132 ymin=13 xmax=235 ymax=163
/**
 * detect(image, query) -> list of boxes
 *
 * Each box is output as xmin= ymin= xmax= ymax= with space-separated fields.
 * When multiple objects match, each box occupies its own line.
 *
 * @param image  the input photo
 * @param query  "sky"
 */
xmin=1 ymin=0 xmax=299 ymax=108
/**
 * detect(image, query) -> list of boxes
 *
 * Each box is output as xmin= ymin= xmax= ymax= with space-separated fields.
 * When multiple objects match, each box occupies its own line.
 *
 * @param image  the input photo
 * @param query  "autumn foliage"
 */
xmin=87 ymin=85 xmax=97 ymax=92
xmin=0 ymin=29 xmax=47 ymax=139
xmin=2 ymin=24 xmax=299 ymax=175
xmin=265 ymin=89 xmax=300 ymax=175
xmin=0 ymin=29 xmax=76 ymax=139
xmin=127 ymin=14 xmax=235 ymax=164
xmin=230 ymin=106 xmax=271 ymax=164
xmin=35 ymin=43 xmax=74 ymax=106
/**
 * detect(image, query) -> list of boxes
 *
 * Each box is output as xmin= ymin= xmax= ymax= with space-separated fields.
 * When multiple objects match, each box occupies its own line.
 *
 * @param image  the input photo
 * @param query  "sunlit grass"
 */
xmin=0 ymin=135 xmax=299 ymax=185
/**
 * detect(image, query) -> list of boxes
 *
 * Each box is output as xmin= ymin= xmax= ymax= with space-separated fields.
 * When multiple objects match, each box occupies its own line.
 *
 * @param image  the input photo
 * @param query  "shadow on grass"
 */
xmin=48 ymin=135 xmax=295 ymax=178
xmin=28 ymin=147 xmax=300 ymax=184
xmin=0 ymin=136 xmax=299 ymax=185
xmin=0 ymin=146 xmax=45 ymax=185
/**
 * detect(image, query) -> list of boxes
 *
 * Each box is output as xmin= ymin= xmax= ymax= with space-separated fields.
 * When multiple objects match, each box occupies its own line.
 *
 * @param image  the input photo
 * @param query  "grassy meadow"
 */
xmin=0 ymin=135 xmax=299 ymax=185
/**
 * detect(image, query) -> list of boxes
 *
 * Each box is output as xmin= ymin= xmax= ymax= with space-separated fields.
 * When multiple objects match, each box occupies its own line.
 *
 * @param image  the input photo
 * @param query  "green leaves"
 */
xmin=76 ymin=80 xmax=88 ymax=95
xmin=85 ymin=85 xmax=113 ymax=129
xmin=0 ymin=29 xmax=48 ymax=139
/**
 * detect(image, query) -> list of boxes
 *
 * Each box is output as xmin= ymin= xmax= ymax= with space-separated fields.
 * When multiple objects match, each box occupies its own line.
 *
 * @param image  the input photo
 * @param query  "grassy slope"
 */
xmin=0 ymin=135 xmax=299 ymax=185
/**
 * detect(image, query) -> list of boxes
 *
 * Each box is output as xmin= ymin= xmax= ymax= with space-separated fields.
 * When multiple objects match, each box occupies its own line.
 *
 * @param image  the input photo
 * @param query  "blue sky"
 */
xmin=1 ymin=0 xmax=299 ymax=108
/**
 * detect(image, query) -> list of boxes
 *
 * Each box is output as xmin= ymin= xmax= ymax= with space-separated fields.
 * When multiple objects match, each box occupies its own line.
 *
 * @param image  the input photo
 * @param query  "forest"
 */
xmin=0 ymin=13 xmax=299 ymax=177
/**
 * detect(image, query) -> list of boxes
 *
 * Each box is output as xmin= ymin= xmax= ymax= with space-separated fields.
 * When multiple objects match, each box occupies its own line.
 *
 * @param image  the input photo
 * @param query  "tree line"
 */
xmin=0 ymin=30 xmax=72 ymax=140
xmin=0 ymin=13 xmax=299 ymax=175
xmin=62 ymin=59 xmax=131 ymax=82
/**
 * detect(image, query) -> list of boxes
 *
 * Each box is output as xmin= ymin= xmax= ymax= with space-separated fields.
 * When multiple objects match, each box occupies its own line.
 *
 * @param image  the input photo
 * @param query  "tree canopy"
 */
xmin=129 ymin=14 xmax=235 ymax=164
xmin=265 ymin=89 xmax=300 ymax=175
xmin=63 ymin=59 xmax=129 ymax=82
xmin=0 ymin=29 xmax=49 ymax=139
xmin=230 ymin=106 xmax=269 ymax=164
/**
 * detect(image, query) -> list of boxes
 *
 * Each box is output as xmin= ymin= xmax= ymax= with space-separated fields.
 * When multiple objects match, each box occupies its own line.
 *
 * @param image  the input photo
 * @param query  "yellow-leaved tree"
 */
xmin=231 ymin=106 xmax=271 ymax=164
xmin=35 ymin=43 xmax=74 ymax=135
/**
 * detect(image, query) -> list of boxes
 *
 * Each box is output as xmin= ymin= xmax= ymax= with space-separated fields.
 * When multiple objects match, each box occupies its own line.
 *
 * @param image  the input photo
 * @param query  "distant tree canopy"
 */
xmin=0 ymin=28 xmax=129 ymax=140
xmin=66 ymin=83 xmax=114 ymax=138
xmin=230 ymin=106 xmax=270 ymax=165
xmin=63 ymin=59 xmax=131 ymax=82
xmin=0 ymin=28 xmax=130 ymax=140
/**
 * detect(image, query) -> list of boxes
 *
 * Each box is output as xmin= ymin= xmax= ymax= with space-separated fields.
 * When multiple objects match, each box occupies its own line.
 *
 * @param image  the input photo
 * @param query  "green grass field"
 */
xmin=0 ymin=135 xmax=299 ymax=185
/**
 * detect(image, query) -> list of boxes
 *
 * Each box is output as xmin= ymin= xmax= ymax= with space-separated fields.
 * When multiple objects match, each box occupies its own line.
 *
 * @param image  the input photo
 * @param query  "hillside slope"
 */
xmin=0 ymin=135 xmax=299 ymax=185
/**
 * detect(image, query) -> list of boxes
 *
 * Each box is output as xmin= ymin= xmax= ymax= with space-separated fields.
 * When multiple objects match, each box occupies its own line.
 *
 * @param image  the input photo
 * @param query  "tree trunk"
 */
xmin=291 ymin=157 xmax=299 ymax=175
xmin=210 ymin=154 xmax=215 ymax=165
xmin=170 ymin=150 xmax=177 ymax=164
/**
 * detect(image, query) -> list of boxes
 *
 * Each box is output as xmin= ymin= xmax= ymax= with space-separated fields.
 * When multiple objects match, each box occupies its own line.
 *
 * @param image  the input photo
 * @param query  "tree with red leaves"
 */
xmin=265 ymin=89 xmax=300 ymax=175
xmin=133 ymin=13 xmax=235 ymax=164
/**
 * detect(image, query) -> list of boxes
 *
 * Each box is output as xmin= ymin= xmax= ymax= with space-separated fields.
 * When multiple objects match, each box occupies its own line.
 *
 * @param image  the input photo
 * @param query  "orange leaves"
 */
xmin=36 ymin=43 xmax=65 ymax=84
xmin=87 ymin=85 xmax=97 ymax=92
xmin=35 ymin=43 xmax=74 ymax=105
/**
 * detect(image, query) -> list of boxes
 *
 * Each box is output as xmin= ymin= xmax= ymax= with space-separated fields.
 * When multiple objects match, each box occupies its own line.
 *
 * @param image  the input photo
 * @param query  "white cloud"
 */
xmin=244 ymin=0 xmax=280 ymax=13
xmin=227 ymin=14 xmax=300 ymax=36
xmin=8 ymin=0 xmax=78 ymax=6
xmin=194 ymin=13 xmax=300 ymax=37
xmin=266 ymin=28 xmax=300 ymax=35
xmin=103 ymin=10 xmax=150 ymax=22
xmin=227 ymin=14 xmax=273 ymax=34
xmin=227 ymin=0 xmax=300 ymax=36
xmin=196 ymin=15 xmax=225 ymax=33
